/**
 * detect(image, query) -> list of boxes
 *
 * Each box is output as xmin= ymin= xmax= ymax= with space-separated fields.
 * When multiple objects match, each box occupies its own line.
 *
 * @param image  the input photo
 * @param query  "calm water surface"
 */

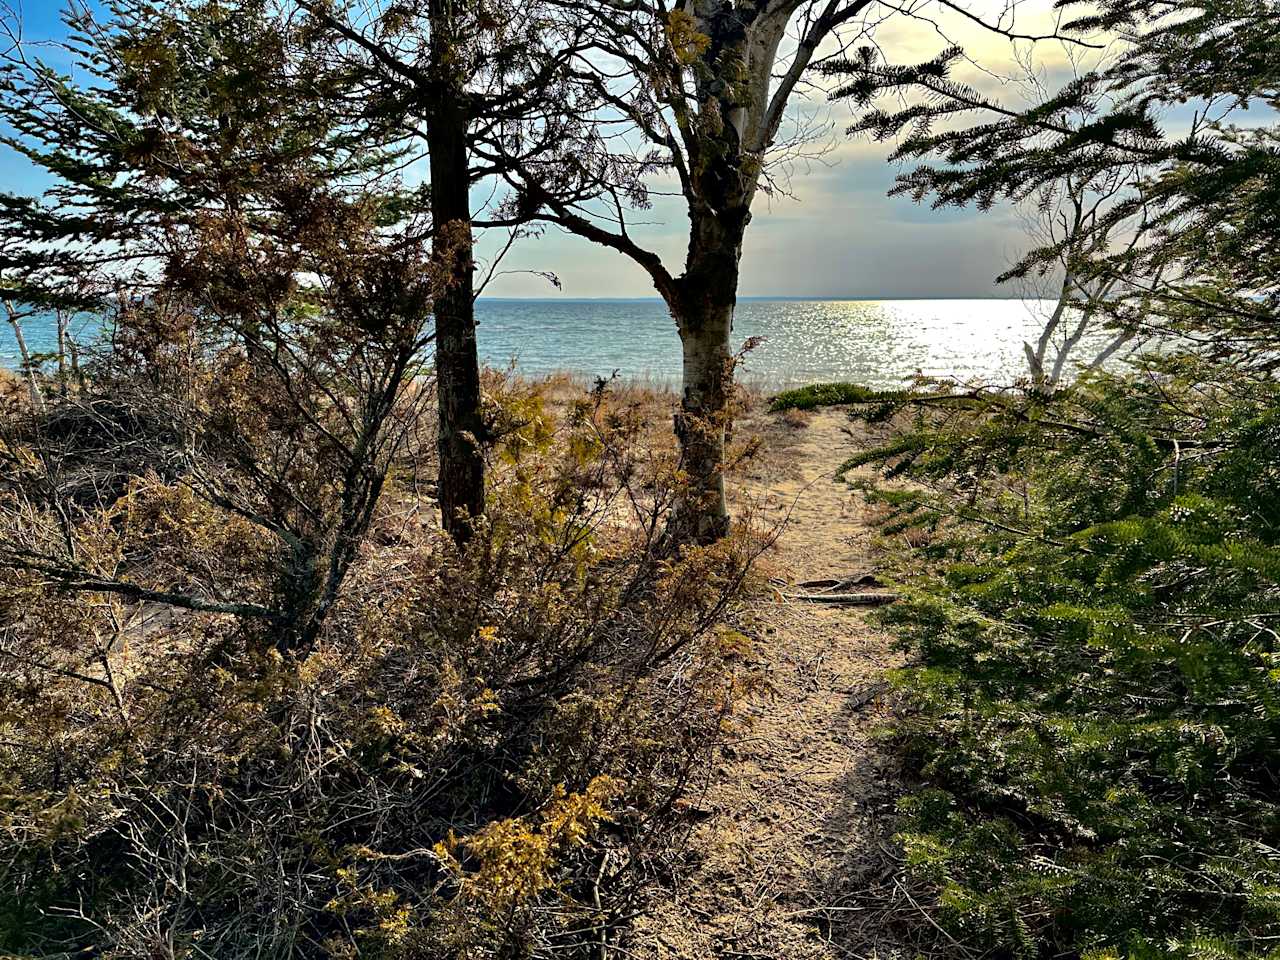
xmin=1 ymin=298 xmax=1093 ymax=388
xmin=475 ymin=298 xmax=1069 ymax=387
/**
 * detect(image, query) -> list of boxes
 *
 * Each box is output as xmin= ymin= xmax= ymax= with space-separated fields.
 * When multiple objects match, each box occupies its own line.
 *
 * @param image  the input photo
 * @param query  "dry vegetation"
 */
xmin=0 ymin=365 xmax=782 ymax=959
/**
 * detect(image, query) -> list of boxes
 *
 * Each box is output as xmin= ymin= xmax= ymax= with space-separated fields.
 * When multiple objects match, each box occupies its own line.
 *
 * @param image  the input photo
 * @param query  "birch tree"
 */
xmin=1018 ymin=169 xmax=1155 ymax=389
xmin=503 ymin=0 xmax=1090 ymax=540
xmin=0 ymin=295 xmax=41 ymax=412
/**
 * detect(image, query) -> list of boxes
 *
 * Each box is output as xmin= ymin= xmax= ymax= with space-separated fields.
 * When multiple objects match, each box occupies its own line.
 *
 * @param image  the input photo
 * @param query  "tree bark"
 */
xmin=668 ymin=211 xmax=747 ymax=542
xmin=429 ymin=0 xmax=485 ymax=545
xmin=674 ymin=304 xmax=733 ymax=541
xmin=55 ymin=308 xmax=69 ymax=396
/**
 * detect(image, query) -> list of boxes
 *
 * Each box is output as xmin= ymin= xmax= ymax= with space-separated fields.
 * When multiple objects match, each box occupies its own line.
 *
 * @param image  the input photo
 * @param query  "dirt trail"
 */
xmin=625 ymin=407 xmax=907 ymax=960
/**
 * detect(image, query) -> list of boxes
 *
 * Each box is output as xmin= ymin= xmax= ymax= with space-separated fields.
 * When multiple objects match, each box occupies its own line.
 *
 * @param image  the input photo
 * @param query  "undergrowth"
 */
xmin=820 ymin=362 xmax=1280 ymax=959
xmin=0 ymin=374 xmax=769 ymax=959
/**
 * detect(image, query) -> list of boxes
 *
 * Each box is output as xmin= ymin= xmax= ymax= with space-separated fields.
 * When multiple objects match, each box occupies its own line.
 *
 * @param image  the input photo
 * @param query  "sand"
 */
xmin=621 ymin=406 xmax=910 ymax=960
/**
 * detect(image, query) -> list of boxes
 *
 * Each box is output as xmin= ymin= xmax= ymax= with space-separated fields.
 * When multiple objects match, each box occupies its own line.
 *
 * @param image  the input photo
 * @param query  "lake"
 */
xmin=0 ymin=297 xmax=1090 ymax=388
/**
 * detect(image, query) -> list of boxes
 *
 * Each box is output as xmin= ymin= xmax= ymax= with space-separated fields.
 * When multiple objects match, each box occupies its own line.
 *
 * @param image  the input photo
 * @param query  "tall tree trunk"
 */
xmin=669 ymin=211 xmax=746 ymax=542
xmin=55 ymin=309 xmax=69 ymax=396
xmin=674 ymin=304 xmax=734 ymax=541
xmin=428 ymin=0 xmax=484 ymax=545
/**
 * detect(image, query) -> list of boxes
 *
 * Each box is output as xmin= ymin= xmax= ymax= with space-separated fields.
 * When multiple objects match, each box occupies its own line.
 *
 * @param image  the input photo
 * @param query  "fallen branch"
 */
xmin=782 ymin=591 xmax=898 ymax=606
xmin=844 ymin=680 xmax=890 ymax=709
xmin=796 ymin=573 xmax=884 ymax=592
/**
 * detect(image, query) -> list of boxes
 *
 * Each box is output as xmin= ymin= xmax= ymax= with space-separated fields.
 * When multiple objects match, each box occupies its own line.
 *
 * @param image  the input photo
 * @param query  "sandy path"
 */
xmin=624 ymin=408 xmax=908 ymax=960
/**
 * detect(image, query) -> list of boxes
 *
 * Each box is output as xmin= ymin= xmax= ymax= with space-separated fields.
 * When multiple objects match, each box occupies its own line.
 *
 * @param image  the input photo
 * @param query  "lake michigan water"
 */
xmin=0 ymin=297 xmax=1090 ymax=388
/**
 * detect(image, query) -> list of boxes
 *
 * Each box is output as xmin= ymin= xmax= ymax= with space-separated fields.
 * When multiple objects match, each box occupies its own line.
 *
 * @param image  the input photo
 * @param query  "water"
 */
xmin=0 ymin=298 xmax=1103 ymax=389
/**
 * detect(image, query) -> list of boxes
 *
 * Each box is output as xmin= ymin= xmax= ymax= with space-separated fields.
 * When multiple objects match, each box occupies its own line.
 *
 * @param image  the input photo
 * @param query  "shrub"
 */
xmin=0 ymin=375 xmax=768 ymax=959
xmin=839 ymin=361 xmax=1280 ymax=959
xmin=770 ymin=381 xmax=911 ymax=412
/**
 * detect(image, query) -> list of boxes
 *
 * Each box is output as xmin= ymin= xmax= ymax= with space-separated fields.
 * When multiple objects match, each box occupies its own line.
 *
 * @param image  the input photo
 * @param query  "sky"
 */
xmin=0 ymin=0 xmax=1121 ymax=299
xmin=483 ymin=1 xmax=1103 ymax=298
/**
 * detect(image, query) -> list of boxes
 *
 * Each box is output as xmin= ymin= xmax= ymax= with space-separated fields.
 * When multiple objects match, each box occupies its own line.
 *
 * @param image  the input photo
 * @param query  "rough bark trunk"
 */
xmin=275 ymin=540 xmax=322 ymax=653
xmin=429 ymin=0 xmax=485 ymax=545
xmin=674 ymin=304 xmax=734 ymax=541
xmin=669 ymin=211 xmax=746 ymax=543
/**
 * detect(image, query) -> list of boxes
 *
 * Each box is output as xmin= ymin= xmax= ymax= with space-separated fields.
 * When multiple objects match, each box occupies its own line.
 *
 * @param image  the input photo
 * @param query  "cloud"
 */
xmin=478 ymin=179 xmax=1028 ymax=300
xmin=3 ymin=0 xmax=1110 ymax=301
xmin=478 ymin=1 xmax=1113 ymax=299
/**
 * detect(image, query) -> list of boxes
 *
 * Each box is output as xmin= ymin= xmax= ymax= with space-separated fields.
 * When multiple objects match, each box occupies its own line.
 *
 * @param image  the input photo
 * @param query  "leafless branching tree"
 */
xmin=1016 ymin=167 xmax=1157 ymax=388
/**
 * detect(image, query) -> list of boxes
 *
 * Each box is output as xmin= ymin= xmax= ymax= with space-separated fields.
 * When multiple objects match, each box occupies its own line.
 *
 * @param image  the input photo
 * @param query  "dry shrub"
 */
xmin=780 ymin=407 xmax=810 ymax=430
xmin=0 ymin=373 xmax=770 ymax=959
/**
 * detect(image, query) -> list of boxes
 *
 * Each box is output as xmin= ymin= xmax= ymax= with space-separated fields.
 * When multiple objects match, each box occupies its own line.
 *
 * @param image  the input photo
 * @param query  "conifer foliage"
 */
xmin=0 ymin=4 xmax=766 ymax=957
xmin=824 ymin=0 xmax=1279 ymax=355
xmin=779 ymin=362 xmax=1280 ymax=958
xmin=773 ymin=0 xmax=1280 ymax=955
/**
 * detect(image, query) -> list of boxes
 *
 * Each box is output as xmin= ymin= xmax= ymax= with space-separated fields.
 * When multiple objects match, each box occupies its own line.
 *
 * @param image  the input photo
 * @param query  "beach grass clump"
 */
xmin=769 ymin=382 xmax=911 ymax=412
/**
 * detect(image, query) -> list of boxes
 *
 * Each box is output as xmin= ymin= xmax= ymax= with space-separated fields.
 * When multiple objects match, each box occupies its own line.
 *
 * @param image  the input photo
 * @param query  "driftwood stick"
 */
xmin=782 ymin=591 xmax=898 ymax=606
xmin=795 ymin=573 xmax=883 ymax=592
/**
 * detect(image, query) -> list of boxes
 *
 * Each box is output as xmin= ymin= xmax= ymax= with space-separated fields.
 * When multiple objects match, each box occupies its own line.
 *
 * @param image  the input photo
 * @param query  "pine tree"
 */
xmin=298 ymin=0 xmax=599 ymax=544
xmin=0 ymin=0 xmax=437 ymax=652
xmin=823 ymin=0 xmax=1280 ymax=361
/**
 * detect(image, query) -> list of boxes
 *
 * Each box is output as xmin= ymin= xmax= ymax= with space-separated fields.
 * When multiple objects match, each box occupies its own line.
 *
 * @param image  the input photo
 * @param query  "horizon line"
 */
xmin=477 ymin=294 xmax=1039 ymax=302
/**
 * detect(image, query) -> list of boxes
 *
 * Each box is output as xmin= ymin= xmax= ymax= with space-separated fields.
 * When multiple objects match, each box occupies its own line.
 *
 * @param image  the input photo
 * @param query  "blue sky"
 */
xmin=0 ymin=1 xmax=1125 ymax=299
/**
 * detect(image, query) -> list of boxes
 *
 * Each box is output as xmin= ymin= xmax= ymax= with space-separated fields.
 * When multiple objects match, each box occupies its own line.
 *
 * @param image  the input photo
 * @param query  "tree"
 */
xmin=0 ymin=291 xmax=42 ymax=412
xmin=298 ymin=0 xmax=596 ymax=544
xmin=1 ymin=244 xmax=97 ymax=407
xmin=0 ymin=7 xmax=772 ymax=955
xmin=1017 ymin=167 xmax=1156 ymax=389
xmin=824 ymin=0 xmax=1280 ymax=365
xmin=498 ymin=0 xmax=1092 ymax=540
xmin=0 ymin=0 xmax=437 ymax=653
xmin=769 ymin=2 xmax=1280 ymax=954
